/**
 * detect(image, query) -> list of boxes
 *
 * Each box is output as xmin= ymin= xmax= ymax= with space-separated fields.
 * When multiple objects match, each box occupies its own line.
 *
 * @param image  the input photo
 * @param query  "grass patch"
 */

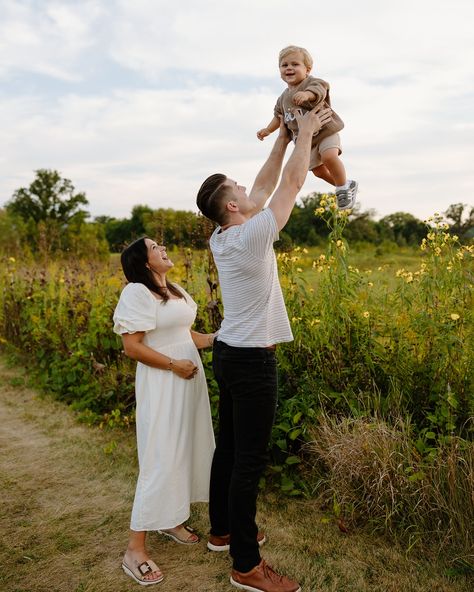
xmin=0 ymin=356 xmax=472 ymax=592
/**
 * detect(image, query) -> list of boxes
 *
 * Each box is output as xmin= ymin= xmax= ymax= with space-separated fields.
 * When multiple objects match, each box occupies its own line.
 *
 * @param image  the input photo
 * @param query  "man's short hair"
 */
xmin=279 ymin=45 xmax=313 ymax=70
xmin=196 ymin=173 xmax=233 ymax=225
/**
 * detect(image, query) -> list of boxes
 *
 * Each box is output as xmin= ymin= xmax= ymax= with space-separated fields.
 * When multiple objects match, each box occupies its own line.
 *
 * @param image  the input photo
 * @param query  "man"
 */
xmin=196 ymin=106 xmax=331 ymax=592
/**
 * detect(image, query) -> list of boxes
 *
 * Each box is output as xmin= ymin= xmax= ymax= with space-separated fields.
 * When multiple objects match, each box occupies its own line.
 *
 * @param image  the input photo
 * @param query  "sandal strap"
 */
xmin=137 ymin=559 xmax=160 ymax=576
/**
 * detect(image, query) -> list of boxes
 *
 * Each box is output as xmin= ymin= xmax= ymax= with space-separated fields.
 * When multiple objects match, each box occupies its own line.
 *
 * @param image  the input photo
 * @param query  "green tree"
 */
xmin=96 ymin=205 xmax=154 ymax=252
xmin=345 ymin=209 xmax=380 ymax=244
xmin=378 ymin=212 xmax=426 ymax=246
xmin=144 ymin=208 xmax=213 ymax=249
xmin=6 ymin=169 xmax=89 ymax=254
xmin=444 ymin=203 xmax=474 ymax=241
xmin=7 ymin=169 xmax=88 ymax=225
xmin=284 ymin=193 xmax=331 ymax=245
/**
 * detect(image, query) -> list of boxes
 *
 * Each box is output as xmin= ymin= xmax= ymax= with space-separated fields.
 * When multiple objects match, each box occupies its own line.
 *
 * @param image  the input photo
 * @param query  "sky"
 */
xmin=1 ymin=0 xmax=473 ymax=222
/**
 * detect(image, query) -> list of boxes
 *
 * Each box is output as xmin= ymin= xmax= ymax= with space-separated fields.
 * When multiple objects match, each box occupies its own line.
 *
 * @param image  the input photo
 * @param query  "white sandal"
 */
xmin=158 ymin=525 xmax=199 ymax=545
xmin=122 ymin=559 xmax=164 ymax=586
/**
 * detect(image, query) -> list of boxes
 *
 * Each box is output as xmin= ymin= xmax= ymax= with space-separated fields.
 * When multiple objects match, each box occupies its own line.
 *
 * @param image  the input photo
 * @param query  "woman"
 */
xmin=113 ymin=237 xmax=216 ymax=586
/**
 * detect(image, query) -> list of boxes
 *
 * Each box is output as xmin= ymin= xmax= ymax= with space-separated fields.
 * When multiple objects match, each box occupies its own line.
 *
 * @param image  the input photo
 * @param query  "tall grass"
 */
xmin=307 ymin=414 xmax=474 ymax=553
xmin=0 ymin=201 xmax=472 ymax=554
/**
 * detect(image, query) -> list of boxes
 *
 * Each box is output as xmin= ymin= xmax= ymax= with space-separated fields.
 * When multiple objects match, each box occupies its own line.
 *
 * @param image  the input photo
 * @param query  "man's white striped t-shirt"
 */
xmin=210 ymin=208 xmax=293 ymax=347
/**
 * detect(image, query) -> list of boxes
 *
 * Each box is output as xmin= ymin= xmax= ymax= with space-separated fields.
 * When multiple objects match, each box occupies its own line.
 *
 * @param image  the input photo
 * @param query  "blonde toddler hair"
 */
xmin=279 ymin=45 xmax=313 ymax=70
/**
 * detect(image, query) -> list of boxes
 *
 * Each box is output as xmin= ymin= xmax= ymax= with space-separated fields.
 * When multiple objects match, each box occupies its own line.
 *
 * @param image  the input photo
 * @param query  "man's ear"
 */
xmin=226 ymin=201 xmax=238 ymax=212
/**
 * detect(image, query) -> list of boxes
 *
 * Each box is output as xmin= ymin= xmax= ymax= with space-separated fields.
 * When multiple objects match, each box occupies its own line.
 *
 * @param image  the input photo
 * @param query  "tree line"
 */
xmin=1 ymin=169 xmax=473 ymax=257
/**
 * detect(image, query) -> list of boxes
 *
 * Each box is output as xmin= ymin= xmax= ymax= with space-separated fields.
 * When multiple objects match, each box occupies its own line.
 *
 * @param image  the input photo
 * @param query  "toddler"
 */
xmin=257 ymin=45 xmax=358 ymax=209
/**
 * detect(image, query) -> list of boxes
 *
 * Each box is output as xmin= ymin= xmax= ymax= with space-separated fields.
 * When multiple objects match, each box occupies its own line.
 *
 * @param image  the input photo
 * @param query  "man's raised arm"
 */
xmin=268 ymin=107 xmax=331 ymax=230
xmin=248 ymin=118 xmax=291 ymax=212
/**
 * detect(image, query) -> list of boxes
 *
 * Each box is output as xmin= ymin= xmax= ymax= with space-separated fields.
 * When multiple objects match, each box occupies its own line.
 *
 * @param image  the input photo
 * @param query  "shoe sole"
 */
xmin=157 ymin=529 xmax=199 ymax=545
xmin=122 ymin=563 xmax=164 ymax=586
xmin=230 ymin=576 xmax=301 ymax=592
xmin=207 ymin=535 xmax=266 ymax=552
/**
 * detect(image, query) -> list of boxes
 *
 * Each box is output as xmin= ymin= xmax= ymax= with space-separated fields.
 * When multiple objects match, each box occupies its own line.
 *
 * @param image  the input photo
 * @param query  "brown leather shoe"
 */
xmin=230 ymin=559 xmax=300 ymax=592
xmin=207 ymin=531 xmax=266 ymax=552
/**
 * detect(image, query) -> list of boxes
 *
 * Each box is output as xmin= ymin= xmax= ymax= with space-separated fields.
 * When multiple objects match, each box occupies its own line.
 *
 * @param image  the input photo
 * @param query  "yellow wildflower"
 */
xmin=450 ymin=313 xmax=460 ymax=321
xmin=363 ymin=311 xmax=370 ymax=318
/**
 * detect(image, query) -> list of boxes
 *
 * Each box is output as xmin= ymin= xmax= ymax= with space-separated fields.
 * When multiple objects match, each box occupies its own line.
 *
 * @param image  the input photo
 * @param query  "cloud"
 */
xmin=0 ymin=0 xmax=105 ymax=81
xmin=0 ymin=0 xmax=473 ymax=222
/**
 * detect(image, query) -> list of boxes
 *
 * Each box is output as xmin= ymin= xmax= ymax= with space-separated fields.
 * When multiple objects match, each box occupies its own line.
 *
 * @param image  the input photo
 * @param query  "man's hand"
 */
xmin=294 ymin=106 xmax=332 ymax=137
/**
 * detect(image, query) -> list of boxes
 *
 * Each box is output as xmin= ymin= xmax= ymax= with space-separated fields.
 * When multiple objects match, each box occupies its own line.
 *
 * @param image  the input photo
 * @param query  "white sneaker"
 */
xmin=336 ymin=180 xmax=358 ymax=210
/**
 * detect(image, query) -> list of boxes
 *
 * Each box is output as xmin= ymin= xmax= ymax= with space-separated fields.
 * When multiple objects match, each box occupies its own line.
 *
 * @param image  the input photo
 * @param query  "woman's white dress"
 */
xmin=113 ymin=282 xmax=215 ymax=531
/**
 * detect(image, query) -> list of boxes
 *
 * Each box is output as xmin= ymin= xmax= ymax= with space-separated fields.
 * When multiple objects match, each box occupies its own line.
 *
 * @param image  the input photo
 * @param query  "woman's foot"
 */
xmin=159 ymin=524 xmax=199 ymax=545
xmin=123 ymin=549 xmax=163 ymax=584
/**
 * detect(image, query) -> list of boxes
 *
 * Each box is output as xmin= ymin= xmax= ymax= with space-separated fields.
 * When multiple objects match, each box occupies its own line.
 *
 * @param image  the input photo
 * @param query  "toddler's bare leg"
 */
xmin=312 ymin=164 xmax=336 ymax=185
xmin=321 ymin=148 xmax=346 ymax=187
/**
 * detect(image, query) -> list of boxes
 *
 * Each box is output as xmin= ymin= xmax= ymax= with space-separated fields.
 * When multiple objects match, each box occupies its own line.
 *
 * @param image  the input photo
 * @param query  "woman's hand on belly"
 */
xmin=170 ymin=358 xmax=199 ymax=380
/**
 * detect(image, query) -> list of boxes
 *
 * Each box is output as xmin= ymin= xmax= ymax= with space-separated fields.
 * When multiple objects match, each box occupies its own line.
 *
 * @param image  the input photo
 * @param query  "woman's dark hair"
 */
xmin=120 ymin=237 xmax=183 ymax=303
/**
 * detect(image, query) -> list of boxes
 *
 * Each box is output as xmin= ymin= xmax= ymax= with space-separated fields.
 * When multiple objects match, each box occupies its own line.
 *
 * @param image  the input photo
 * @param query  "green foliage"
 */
xmin=444 ymin=202 xmax=474 ymax=241
xmin=97 ymin=206 xmax=215 ymax=252
xmin=0 ymin=199 xmax=472 ymax=507
xmin=6 ymin=169 xmax=88 ymax=225
xmin=96 ymin=204 xmax=153 ymax=252
xmin=4 ymin=170 xmax=108 ymax=259
xmin=143 ymin=208 xmax=215 ymax=250
xmin=278 ymin=201 xmax=473 ymax=455
xmin=0 ymin=209 xmax=29 ymax=257
xmin=378 ymin=211 xmax=427 ymax=246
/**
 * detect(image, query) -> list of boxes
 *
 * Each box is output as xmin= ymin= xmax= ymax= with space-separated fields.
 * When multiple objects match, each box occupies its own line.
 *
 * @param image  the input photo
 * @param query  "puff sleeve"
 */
xmin=113 ymin=283 xmax=157 ymax=335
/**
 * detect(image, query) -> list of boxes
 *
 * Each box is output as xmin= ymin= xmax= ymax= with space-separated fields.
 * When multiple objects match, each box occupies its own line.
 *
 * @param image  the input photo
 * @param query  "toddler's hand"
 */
xmin=257 ymin=128 xmax=270 ymax=141
xmin=293 ymin=91 xmax=312 ymax=106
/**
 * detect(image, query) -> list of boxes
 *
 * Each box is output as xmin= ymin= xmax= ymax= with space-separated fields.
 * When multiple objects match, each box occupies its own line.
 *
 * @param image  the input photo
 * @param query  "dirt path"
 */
xmin=0 ymin=356 xmax=471 ymax=592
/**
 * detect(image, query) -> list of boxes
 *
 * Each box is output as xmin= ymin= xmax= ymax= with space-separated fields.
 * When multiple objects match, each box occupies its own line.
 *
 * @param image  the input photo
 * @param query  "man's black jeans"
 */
xmin=209 ymin=339 xmax=278 ymax=573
